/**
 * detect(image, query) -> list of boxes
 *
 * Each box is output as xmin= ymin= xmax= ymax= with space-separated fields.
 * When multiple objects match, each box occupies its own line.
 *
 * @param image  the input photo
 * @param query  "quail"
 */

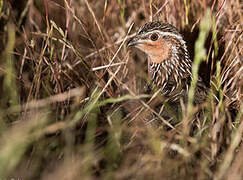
xmin=127 ymin=21 xmax=207 ymax=104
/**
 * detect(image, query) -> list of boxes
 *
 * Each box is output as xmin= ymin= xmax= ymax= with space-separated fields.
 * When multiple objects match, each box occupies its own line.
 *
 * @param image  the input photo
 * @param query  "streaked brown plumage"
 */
xmin=127 ymin=21 xmax=206 ymax=103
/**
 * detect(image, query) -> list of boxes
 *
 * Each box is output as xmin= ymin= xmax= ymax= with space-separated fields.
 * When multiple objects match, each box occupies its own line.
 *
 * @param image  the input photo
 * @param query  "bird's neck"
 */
xmin=149 ymin=44 xmax=192 ymax=94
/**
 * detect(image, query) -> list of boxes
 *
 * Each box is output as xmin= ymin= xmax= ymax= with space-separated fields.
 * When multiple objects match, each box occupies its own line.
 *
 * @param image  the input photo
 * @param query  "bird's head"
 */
xmin=127 ymin=21 xmax=192 ymax=88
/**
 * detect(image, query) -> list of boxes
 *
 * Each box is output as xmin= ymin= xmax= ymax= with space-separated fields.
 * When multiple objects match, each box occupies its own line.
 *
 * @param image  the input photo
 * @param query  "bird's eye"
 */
xmin=150 ymin=33 xmax=159 ymax=41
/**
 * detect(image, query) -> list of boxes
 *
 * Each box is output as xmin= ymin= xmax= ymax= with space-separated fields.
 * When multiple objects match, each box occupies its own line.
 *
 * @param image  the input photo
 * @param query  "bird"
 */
xmin=127 ymin=21 xmax=207 ymax=104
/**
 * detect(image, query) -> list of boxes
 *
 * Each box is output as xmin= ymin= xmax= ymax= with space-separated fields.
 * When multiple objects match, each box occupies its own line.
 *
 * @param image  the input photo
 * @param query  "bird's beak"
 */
xmin=127 ymin=36 xmax=140 ymax=47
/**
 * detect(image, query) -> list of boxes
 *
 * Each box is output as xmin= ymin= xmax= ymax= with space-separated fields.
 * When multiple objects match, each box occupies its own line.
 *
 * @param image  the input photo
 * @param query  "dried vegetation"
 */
xmin=0 ymin=0 xmax=242 ymax=179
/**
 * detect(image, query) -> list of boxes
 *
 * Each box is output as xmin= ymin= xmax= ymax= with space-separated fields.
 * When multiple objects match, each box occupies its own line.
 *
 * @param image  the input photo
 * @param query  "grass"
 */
xmin=0 ymin=0 xmax=242 ymax=179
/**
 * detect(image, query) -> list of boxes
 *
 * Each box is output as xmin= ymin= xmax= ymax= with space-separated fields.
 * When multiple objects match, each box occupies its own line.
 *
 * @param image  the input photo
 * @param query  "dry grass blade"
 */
xmin=9 ymin=87 xmax=86 ymax=113
xmin=84 ymin=0 xmax=105 ymax=41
